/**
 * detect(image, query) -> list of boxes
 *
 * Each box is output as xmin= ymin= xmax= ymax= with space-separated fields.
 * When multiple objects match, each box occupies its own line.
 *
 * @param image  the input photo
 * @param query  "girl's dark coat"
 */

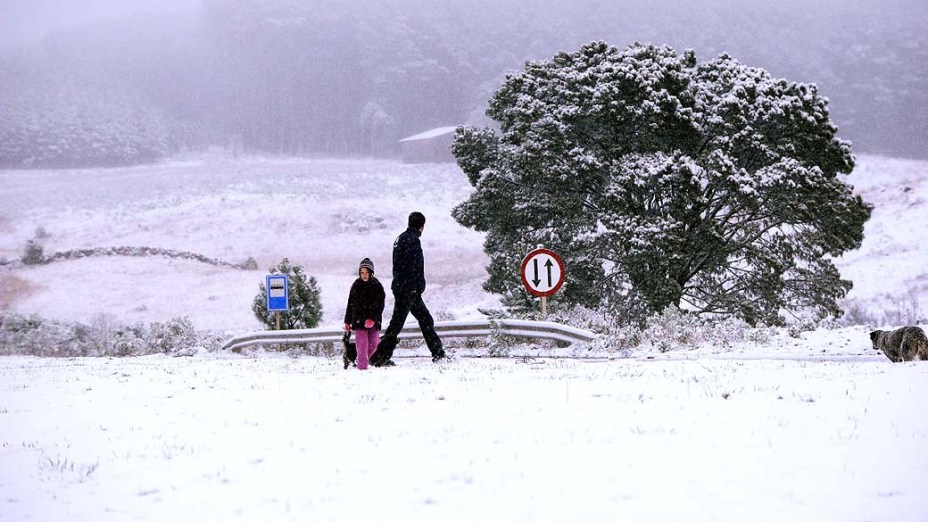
xmin=343 ymin=277 xmax=386 ymax=330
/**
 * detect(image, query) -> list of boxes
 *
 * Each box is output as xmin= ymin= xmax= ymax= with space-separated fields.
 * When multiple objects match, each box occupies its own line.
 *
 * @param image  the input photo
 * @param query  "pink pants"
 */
xmin=354 ymin=328 xmax=379 ymax=370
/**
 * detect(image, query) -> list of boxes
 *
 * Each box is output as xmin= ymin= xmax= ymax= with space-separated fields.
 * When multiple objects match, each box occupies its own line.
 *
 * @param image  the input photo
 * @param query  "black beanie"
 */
xmin=359 ymin=258 xmax=375 ymax=275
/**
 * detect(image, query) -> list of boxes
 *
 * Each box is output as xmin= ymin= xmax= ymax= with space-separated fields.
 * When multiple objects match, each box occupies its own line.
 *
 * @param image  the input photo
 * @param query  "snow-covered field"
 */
xmin=0 ymin=154 xmax=497 ymax=332
xmin=2 ymin=349 xmax=927 ymax=522
xmin=1 ymin=153 xmax=928 ymax=520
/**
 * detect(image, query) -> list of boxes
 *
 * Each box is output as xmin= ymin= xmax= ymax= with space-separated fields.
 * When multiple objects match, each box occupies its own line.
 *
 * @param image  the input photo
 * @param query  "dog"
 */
xmin=342 ymin=330 xmax=357 ymax=369
xmin=870 ymin=326 xmax=928 ymax=362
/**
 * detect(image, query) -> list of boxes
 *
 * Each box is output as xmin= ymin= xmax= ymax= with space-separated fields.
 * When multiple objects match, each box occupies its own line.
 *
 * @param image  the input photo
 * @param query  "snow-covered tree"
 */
xmin=252 ymin=258 xmax=323 ymax=330
xmin=452 ymin=42 xmax=872 ymax=326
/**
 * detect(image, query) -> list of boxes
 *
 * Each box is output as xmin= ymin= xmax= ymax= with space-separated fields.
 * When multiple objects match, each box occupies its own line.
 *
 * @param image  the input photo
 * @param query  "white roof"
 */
xmin=398 ymin=126 xmax=458 ymax=142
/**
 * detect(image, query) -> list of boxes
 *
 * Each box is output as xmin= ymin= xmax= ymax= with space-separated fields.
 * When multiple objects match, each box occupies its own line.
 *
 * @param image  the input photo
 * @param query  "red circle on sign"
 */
xmin=520 ymin=248 xmax=566 ymax=297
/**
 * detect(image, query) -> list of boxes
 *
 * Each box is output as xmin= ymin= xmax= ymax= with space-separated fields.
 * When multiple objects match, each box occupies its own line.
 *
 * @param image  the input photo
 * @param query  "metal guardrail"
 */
xmin=221 ymin=319 xmax=599 ymax=352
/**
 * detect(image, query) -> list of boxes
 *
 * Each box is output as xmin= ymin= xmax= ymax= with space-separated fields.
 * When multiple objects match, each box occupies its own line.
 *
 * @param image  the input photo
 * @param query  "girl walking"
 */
xmin=343 ymin=258 xmax=385 ymax=370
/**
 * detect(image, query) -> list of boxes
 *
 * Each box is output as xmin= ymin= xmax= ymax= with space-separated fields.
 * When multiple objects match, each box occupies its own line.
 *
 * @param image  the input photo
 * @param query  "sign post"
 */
xmin=266 ymin=274 xmax=289 ymax=350
xmin=520 ymin=247 xmax=565 ymax=318
xmin=265 ymin=274 xmax=289 ymax=330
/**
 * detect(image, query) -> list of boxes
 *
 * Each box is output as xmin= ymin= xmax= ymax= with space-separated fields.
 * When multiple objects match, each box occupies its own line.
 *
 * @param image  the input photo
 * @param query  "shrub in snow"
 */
xmin=298 ymin=341 xmax=341 ymax=358
xmin=485 ymin=319 xmax=514 ymax=357
xmin=642 ymin=306 xmax=702 ymax=353
xmin=547 ymin=305 xmax=614 ymax=335
xmin=147 ymin=317 xmax=200 ymax=355
xmin=0 ymin=312 xmax=221 ymax=357
xmin=241 ymin=257 xmax=259 ymax=270
xmin=0 ymin=314 xmax=96 ymax=356
xmin=110 ymin=324 xmax=149 ymax=357
xmin=252 ymin=258 xmax=323 ymax=330
xmin=884 ymin=290 xmax=924 ymax=326
xmin=571 ymin=305 xmax=759 ymax=354
xmin=22 ymin=240 xmax=44 ymax=265
xmin=839 ymin=303 xmax=877 ymax=328
xmin=34 ymin=226 xmax=50 ymax=239
xmin=1 ymin=314 xmax=46 ymax=355
xmin=452 ymin=41 xmax=872 ymax=327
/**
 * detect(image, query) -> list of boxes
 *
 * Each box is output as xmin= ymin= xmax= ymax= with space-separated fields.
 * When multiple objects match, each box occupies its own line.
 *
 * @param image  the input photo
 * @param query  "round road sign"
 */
xmin=520 ymin=248 xmax=565 ymax=297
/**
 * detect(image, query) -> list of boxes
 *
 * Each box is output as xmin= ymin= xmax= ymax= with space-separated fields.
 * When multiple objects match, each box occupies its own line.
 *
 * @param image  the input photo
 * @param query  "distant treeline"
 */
xmin=1 ymin=0 xmax=925 ymax=168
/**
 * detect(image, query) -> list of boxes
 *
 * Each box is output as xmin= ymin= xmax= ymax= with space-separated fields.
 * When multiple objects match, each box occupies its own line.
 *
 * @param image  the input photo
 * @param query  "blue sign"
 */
xmin=265 ymin=274 xmax=289 ymax=312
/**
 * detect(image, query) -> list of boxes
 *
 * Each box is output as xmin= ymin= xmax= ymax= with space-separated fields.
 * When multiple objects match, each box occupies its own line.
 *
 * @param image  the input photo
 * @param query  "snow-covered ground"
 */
xmin=2 ymin=347 xmax=927 ymax=522
xmin=1 ymin=153 xmax=927 ymax=520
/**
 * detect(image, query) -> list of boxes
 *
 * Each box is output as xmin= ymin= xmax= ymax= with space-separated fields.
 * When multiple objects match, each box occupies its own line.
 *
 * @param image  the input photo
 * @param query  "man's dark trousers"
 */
xmin=371 ymin=288 xmax=442 ymax=364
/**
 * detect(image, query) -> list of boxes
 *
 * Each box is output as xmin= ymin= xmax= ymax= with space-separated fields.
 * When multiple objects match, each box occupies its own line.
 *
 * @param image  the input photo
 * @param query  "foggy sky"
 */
xmin=0 ymin=0 xmax=201 ymax=48
xmin=1 ymin=0 xmax=925 ymax=163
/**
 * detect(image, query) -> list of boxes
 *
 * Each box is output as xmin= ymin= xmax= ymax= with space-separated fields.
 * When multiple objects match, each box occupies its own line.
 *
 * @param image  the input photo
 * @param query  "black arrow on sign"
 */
xmin=532 ymin=258 xmax=541 ymax=286
xmin=545 ymin=259 xmax=553 ymax=287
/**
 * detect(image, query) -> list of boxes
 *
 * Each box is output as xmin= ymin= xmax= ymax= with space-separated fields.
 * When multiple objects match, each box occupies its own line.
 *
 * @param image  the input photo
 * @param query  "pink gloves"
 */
xmin=347 ymin=320 xmax=375 ymax=330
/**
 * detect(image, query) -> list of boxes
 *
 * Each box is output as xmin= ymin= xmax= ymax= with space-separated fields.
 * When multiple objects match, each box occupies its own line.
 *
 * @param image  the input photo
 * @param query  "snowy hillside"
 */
xmin=0 ymin=152 xmax=925 ymax=333
xmin=0 ymin=155 xmax=495 ymax=333
xmin=835 ymin=155 xmax=928 ymax=325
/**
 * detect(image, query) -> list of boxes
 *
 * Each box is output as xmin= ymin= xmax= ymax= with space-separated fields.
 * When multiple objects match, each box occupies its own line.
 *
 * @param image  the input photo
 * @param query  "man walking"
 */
xmin=371 ymin=211 xmax=445 ymax=366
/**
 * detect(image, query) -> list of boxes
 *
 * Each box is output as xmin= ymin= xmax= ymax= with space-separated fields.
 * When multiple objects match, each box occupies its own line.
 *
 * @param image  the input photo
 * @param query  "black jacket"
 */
xmin=343 ymin=277 xmax=385 ymax=330
xmin=391 ymin=227 xmax=426 ymax=294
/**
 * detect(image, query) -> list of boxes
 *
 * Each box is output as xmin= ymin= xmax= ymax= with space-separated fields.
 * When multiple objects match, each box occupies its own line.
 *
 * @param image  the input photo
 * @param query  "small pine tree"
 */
xmin=252 ymin=258 xmax=323 ymax=330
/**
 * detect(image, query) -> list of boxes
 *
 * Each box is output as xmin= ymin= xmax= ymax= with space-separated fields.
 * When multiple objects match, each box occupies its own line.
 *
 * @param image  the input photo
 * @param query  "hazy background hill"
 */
xmin=1 ymin=0 xmax=926 ymax=167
